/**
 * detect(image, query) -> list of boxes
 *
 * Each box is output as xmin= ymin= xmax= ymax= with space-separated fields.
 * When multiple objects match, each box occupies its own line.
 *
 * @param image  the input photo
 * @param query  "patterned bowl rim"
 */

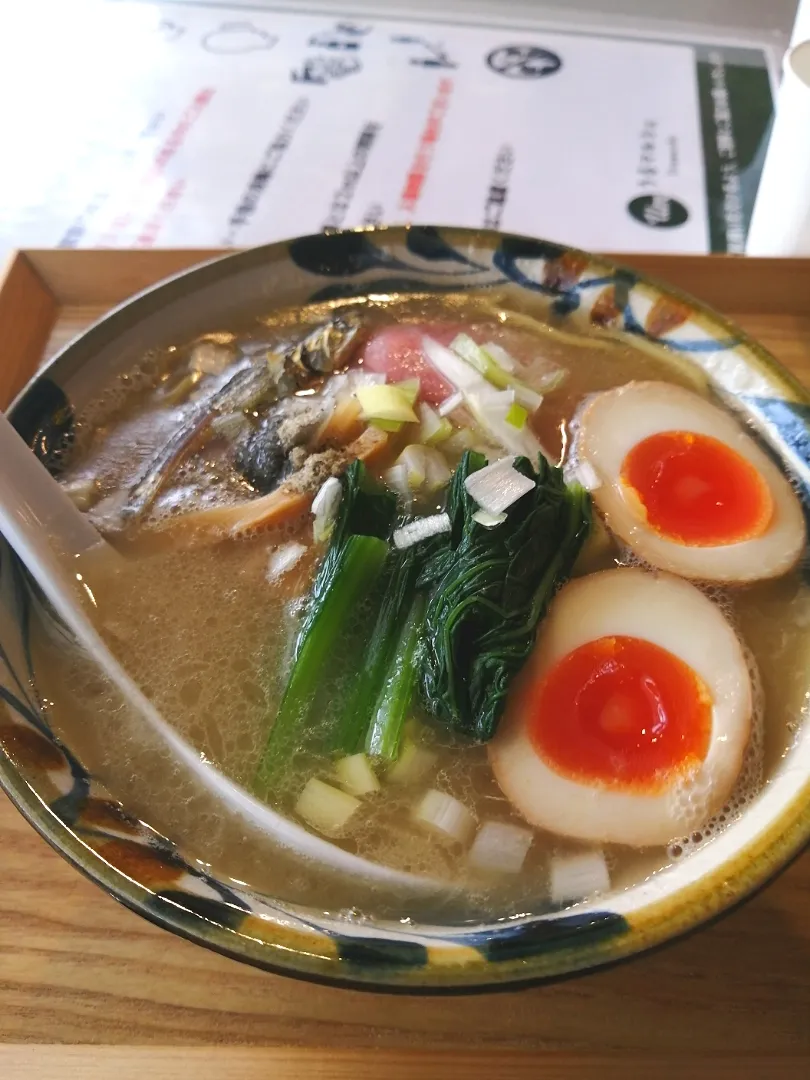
xmin=2 ymin=225 xmax=809 ymax=992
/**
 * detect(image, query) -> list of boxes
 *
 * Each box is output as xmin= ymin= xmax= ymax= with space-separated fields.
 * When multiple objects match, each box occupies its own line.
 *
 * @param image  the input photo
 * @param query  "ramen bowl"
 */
xmin=1 ymin=227 xmax=809 ymax=991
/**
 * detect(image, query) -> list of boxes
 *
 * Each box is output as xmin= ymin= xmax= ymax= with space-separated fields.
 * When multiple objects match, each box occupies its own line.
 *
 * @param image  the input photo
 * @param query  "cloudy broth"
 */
xmin=31 ymin=292 xmax=810 ymax=920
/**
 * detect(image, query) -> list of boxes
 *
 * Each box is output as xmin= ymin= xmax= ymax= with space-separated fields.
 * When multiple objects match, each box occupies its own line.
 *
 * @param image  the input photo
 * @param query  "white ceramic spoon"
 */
xmin=0 ymin=412 xmax=442 ymax=893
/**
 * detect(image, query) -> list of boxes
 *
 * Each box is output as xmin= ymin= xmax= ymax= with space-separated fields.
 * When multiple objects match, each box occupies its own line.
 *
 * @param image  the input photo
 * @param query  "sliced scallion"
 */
xmin=355 ymin=383 xmax=418 ymax=424
xmin=505 ymin=402 xmax=529 ymax=429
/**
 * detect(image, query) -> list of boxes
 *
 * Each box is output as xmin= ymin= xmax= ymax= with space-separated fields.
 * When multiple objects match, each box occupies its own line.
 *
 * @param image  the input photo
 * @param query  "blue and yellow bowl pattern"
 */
xmin=1 ymin=227 xmax=809 ymax=990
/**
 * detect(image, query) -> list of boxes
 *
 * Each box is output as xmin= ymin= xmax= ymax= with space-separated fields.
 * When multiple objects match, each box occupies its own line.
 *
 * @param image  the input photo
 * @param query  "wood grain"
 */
xmin=0 ymin=252 xmax=58 ymax=409
xmin=0 ymin=1047 xmax=806 ymax=1080
xmin=19 ymin=247 xmax=810 ymax=315
xmin=2 ymin=701 xmax=805 ymax=1053
xmin=1 ymin=253 xmax=809 ymax=1069
xmin=605 ymin=253 xmax=810 ymax=317
xmin=23 ymin=249 xmax=232 ymax=308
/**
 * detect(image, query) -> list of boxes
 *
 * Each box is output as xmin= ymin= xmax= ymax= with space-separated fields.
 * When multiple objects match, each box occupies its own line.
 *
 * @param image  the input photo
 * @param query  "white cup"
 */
xmin=746 ymin=40 xmax=810 ymax=256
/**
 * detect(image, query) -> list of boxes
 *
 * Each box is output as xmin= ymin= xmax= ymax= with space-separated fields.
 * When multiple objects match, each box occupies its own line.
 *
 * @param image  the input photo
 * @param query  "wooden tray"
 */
xmin=1 ymin=250 xmax=809 ymax=1079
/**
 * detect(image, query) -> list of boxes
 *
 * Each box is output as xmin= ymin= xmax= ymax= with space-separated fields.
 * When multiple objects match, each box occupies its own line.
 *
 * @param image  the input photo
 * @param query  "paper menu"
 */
xmin=0 ymin=2 xmax=775 ymax=255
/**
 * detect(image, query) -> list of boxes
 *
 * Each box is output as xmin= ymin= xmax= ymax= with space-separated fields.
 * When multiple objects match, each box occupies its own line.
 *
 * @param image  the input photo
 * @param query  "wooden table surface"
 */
xmin=1 ymin=294 xmax=810 ymax=1077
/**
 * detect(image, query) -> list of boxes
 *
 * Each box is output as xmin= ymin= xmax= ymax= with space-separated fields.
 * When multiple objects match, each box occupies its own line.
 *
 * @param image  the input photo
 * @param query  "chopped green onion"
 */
xmin=437 ymin=391 xmax=464 ymax=417
xmin=295 ymin=778 xmax=360 ymax=837
xmin=398 ymin=445 xmax=427 ymax=489
xmin=481 ymin=341 xmax=516 ymax=372
xmin=393 ymin=513 xmax=452 ymax=550
xmin=450 ymin=333 xmax=513 ymax=390
xmin=465 ymin=390 xmax=545 ymax=458
xmin=356 ymin=384 xmax=418 ymax=423
xmin=427 ymin=417 xmax=452 ymax=445
xmin=449 ymin=333 xmax=548 ymax=413
xmin=422 ymin=336 xmax=483 ymax=393
xmin=417 ymin=402 xmax=452 ymax=445
xmin=464 ymin=456 xmax=536 ymax=515
xmin=334 ymin=753 xmax=380 ymax=796
xmin=388 ymin=445 xmax=452 ymax=495
xmin=472 ymin=509 xmax=507 ymax=528
xmin=468 ymin=821 xmax=533 ymax=875
xmin=382 ymin=462 xmax=411 ymax=498
xmin=442 ymin=427 xmax=478 ymax=455
xmin=505 ymin=402 xmax=528 ymax=429
xmin=549 ymin=850 xmax=610 ymax=904
xmin=513 ymin=385 xmax=544 ymax=412
xmin=394 ymin=378 xmax=421 ymax=405
xmin=412 ymin=789 xmax=476 ymax=845
xmin=388 ymin=739 xmax=438 ymax=785
xmin=312 ymin=476 xmax=343 ymax=543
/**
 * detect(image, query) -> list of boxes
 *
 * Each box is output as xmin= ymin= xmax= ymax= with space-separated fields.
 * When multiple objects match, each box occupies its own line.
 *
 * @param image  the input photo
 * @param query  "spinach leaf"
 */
xmin=417 ymin=452 xmax=590 ymax=742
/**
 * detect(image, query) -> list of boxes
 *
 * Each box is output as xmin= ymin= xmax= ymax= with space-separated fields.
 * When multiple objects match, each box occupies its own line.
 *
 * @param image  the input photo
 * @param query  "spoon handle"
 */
xmin=0 ymin=412 xmax=107 ymax=561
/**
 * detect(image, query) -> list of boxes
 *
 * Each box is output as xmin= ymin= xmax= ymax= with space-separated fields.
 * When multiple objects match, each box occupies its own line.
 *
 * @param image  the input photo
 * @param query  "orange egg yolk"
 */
xmin=527 ymin=635 xmax=712 ymax=791
xmin=620 ymin=430 xmax=773 ymax=546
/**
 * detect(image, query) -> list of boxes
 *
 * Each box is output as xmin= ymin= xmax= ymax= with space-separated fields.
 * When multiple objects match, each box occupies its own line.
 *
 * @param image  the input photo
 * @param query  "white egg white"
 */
xmin=575 ymin=381 xmax=805 ymax=583
xmin=488 ymin=567 xmax=752 ymax=847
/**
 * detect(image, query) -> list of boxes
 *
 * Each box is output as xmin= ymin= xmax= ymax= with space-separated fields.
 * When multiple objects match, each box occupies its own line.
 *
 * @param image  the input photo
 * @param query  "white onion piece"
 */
xmin=549 ymin=850 xmax=611 ymax=905
xmin=423 ymin=449 xmax=452 ymax=492
xmin=398 ymin=444 xmax=427 ymax=488
xmin=266 ymin=542 xmax=307 ymax=582
xmin=572 ymin=460 xmax=602 ymax=491
xmin=468 ymin=821 xmax=533 ymax=875
xmin=388 ymin=741 xmax=437 ymax=785
xmin=413 ymin=790 xmax=476 ymax=845
xmin=386 ymin=446 xmax=451 ymax=496
xmin=393 ymin=513 xmax=451 ymax=549
xmin=422 ymin=336 xmax=483 ymax=392
xmin=334 ymin=753 xmax=380 ymax=797
xmin=438 ymin=391 xmax=464 ymax=417
xmin=416 ymin=402 xmax=447 ymax=444
xmin=464 ymin=457 xmax=535 ymax=515
xmin=513 ymin=385 xmax=544 ymax=411
xmin=424 ymin=336 xmax=547 ymax=457
xmin=482 ymin=341 xmax=517 ymax=372
xmin=466 ymin=389 xmax=545 ymax=458
xmin=383 ymin=463 xmax=411 ymax=498
xmin=312 ymin=476 xmax=342 ymax=542
xmin=472 ymin=509 xmax=507 ymax=528
xmin=451 ymin=334 xmax=545 ymax=411
xmin=295 ymin=778 xmax=360 ymax=837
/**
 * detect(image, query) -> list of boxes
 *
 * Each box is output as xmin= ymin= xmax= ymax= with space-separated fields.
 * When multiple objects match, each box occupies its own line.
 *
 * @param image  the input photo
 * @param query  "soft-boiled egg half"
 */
xmin=575 ymin=381 xmax=805 ymax=582
xmin=489 ymin=568 xmax=752 ymax=847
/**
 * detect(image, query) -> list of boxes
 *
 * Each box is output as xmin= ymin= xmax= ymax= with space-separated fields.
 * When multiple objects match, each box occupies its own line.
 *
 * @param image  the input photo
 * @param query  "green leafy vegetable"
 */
xmin=333 ymin=547 xmax=421 ymax=754
xmin=255 ymin=462 xmax=395 ymax=793
xmin=416 ymin=451 xmax=591 ymax=741
xmin=365 ymin=593 xmax=425 ymax=761
xmin=258 ymin=446 xmax=590 ymax=802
